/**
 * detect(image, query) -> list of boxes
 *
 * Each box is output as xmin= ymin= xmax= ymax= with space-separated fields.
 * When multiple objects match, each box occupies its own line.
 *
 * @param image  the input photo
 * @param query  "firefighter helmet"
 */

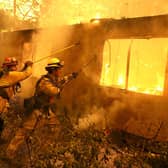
xmin=45 ymin=58 xmax=64 ymax=71
xmin=2 ymin=57 xmax=18 ymax=68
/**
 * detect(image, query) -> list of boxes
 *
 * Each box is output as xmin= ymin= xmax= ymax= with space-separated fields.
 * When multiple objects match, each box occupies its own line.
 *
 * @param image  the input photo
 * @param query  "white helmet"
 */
xmin=45 ymin=58 xmax=64 ymax=71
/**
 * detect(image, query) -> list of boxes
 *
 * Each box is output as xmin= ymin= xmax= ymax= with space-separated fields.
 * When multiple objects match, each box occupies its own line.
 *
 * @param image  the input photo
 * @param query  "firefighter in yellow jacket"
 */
xmin=0 ymin=57 xmax=33 ymax=137
xmin=6 ymin=57 xmax=78 ymax=158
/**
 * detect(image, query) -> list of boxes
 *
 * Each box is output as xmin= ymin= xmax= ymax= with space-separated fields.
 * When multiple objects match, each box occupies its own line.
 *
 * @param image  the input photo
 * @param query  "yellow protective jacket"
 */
xmin=0 ymin=65 xmax=32 ymax=101
xmin=0 ymin=96 xmax=9 ymax=114
xmin=34 ymin=73 xmax=74 ymax=111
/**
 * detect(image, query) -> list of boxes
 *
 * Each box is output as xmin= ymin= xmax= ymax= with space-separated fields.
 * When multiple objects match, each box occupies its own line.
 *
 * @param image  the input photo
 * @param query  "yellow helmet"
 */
xmin=45 ymin=58 xmax=64 ymax=71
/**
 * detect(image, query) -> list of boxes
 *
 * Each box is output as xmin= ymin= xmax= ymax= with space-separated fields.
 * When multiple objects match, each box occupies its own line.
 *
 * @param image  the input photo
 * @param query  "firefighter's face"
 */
xmin=9 ymin=65 xmax=17 ymax=71
xmin=53 ymin=68 xmax=62 ymax=77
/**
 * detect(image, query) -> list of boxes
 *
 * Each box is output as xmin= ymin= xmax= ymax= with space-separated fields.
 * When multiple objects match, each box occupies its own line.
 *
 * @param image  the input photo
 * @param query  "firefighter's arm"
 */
xmin=58 ymin=72 xmax=78 ymax=87
xmin=38 ymin=78 xmax=60 ymax=96
xmin=0 ymin=66 xmax=32 ymax=88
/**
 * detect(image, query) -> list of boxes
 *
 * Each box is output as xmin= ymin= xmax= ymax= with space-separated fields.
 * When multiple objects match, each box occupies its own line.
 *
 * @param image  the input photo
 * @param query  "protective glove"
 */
xmin=22 ymin=61 xmax=33 ymax=71
xmin=72 ymin=72 xmax=78 ymax=78
xmin=24 ymin=60 xmax=33 ymax=67
xmin=15 ymin=82 xmax=21 ymax=93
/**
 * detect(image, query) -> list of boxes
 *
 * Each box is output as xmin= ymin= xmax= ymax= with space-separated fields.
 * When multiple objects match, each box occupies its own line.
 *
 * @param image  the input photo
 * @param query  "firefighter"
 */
xmin=0 ymin=57 xmax=33 ymax=139
xmin=6 ymin=57 xmax=78 ymax=158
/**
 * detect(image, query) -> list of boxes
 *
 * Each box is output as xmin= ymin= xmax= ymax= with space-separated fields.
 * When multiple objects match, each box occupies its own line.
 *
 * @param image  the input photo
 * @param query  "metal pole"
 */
xmin=125 ymin=40 xmax=133 ymax=90
xmin=33 ymin=42 xmax=80 ymax=64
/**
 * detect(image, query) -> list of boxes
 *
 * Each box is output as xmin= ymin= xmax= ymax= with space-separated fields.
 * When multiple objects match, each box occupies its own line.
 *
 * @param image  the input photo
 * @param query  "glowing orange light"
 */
xmin=0 ymin=0 xmax=41 ymax=21
xmin=100 ymin=39 xmax=168 ymax=96
xmin=128 ymin=86 xmax=138 ymax=92
xmin=117 ymin=75 xmax=124 ymax=85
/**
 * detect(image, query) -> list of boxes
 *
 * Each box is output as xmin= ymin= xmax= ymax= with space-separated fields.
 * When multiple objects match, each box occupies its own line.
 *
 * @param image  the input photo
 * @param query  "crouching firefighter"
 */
xmin=0 ymin=57 xmax=33 ymax=139
xmin=6 ymin=57 xmax=78 ymax=158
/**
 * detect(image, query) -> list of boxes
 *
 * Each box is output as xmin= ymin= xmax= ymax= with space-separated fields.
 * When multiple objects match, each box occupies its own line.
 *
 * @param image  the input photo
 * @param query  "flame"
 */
xmin=156 ymin=85 xmax=163 ymax=92
xmin=0 ymin=1 xmax=168 ymax=25
xmin=117 ymin=75 xmax=124 ymax=86
xmin=129 ymin=86 xmax=138 ymax=92
xmin=95 ymin=12 xmax=101 ymax=19
xmin=100 ymin=38 xmax=168 ymax=95
xmin=0 ymin=0 xmax=41 ymax=21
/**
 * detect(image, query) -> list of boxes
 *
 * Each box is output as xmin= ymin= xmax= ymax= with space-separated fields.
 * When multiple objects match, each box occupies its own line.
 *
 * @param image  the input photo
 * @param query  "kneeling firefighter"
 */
xmin=6 ymin=57 xmax=78 ymax=158
xmin=0 ymin=57 xmax=33 ymax=139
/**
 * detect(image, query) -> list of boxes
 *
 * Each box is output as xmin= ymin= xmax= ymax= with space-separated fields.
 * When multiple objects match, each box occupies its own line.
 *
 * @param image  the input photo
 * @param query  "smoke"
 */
xmin=33 ymin=1 xmax=74 ymax=77
xmin=39 ymin=0 xmax=168 ymax=24
xmin=76 ymin=105 xmax=106 ymax=130
xmin=13 ymin=0 xmax=168 ymax=139
xmin=19 ymin=1 xmax=74 ymax=98
xmin=76 ymin=99 xmax=131 ymax=131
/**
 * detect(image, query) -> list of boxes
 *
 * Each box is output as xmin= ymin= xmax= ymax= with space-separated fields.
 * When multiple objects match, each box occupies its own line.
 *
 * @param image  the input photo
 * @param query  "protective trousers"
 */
xmin=0 ymin=96 xmax=9 ymax=137
xmin=6 ymin=108 xmax=60 ymax=159
xmin=0 ymin=96 xmax=9 ymax=114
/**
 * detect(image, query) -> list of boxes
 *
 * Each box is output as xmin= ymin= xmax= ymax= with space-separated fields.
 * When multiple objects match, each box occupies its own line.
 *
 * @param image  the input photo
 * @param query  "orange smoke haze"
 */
xmin=1 ymin=0 xmax=168 ymax=133
xmin=0 ymin=0 xmax=167 ymax=25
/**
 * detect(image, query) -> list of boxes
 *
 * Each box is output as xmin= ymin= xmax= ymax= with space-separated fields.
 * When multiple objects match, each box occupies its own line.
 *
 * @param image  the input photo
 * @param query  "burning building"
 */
xmin=0 ymin=0 xmax=168 ymax=142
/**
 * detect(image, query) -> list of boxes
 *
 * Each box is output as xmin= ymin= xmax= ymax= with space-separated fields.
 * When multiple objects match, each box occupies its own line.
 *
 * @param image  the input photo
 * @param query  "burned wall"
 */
xmin=0 ymin=29 xmax=34 ymax=63
xmin=68 ymin=14 xmax=168 ymax=141
xmin=88 ymin=14 xmax=168 ymax=141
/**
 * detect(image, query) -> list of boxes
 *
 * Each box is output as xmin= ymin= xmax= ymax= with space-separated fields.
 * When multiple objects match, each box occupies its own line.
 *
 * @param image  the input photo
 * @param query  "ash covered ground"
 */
xmin=0 ymin=96 xmax=168 ymax=168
